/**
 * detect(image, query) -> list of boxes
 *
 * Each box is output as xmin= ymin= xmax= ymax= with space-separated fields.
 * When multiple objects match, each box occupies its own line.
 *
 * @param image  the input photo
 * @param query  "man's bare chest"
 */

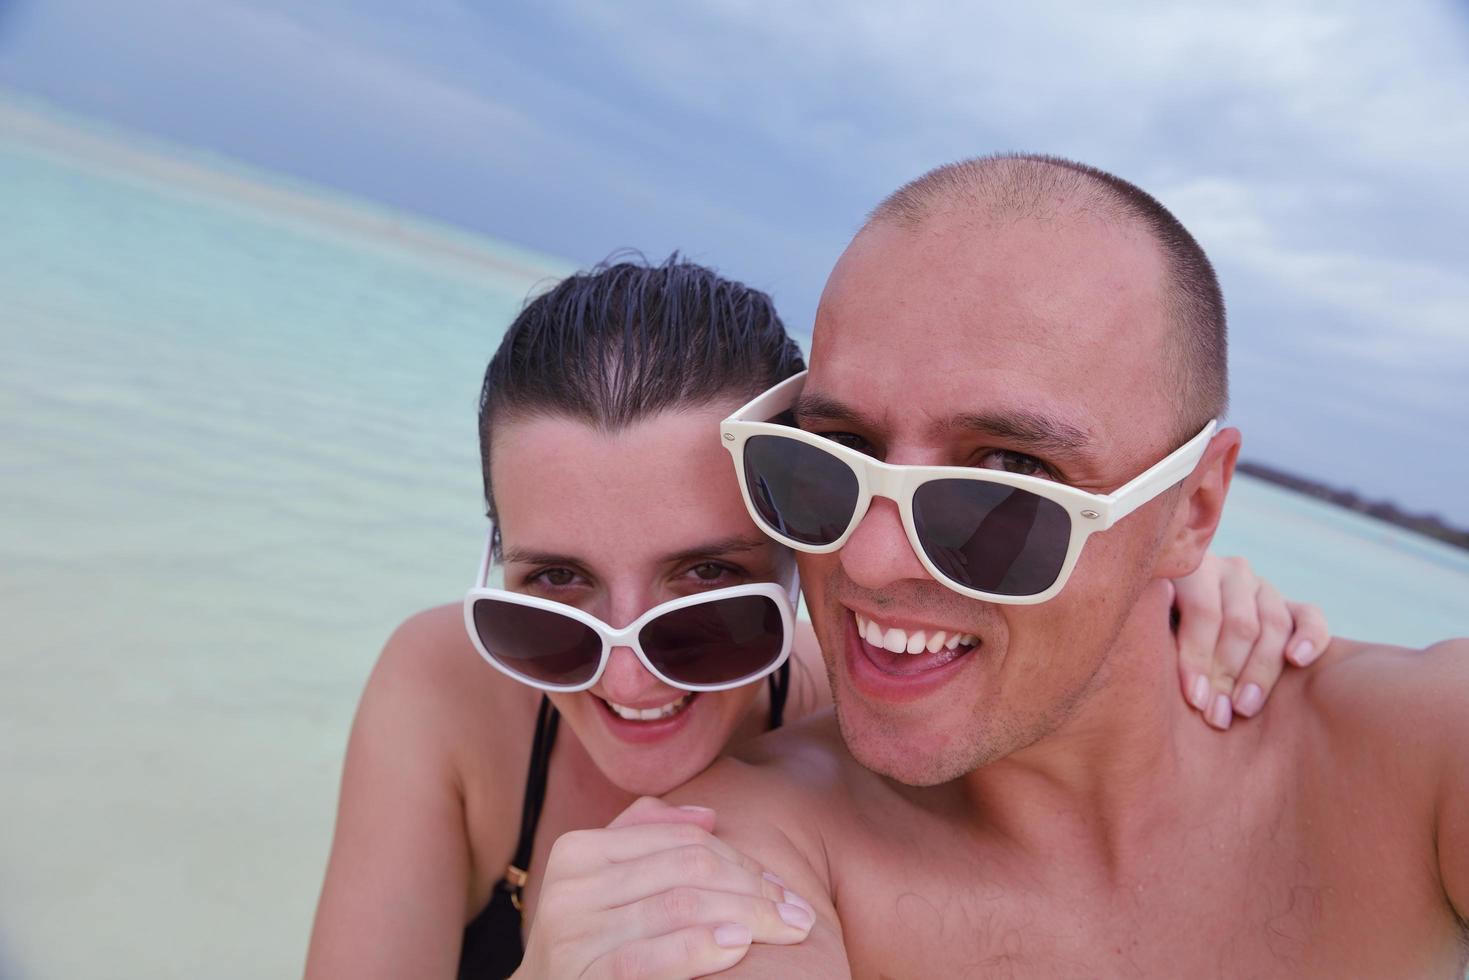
xmin=827 ymin=814 xmax=1460 ymax=978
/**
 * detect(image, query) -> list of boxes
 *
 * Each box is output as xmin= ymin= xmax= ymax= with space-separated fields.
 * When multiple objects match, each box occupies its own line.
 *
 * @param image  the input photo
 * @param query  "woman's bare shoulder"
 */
xmin=307 ymin=606 xmax=540 ymax=975
xmin=362 ymin=604 xmax=540 ymax=776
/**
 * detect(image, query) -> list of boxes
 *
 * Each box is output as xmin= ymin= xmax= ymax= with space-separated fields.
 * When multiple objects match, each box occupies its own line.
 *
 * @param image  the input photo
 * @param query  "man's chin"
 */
xmin=832 ymin=698 xmax=991 ymax=787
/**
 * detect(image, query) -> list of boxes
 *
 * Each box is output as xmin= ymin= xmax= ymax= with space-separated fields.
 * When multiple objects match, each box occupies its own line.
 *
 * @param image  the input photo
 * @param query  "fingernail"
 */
xmin=1207 ymin=692 xmax=1233 ymax=730
xmin=678 ymin=804 xmax=714 ymax=814
xmin=1234 ymin=683 xmax=1264 ymax=718
xmin=1289 ymin=640 xmax=1319 ymax=667
xmin=783 ymin=888 xmax=814 ymax=914
xmin=714 ymin=922 xmax=752 ymax=948
xmin=762 ymin=871 xmax=786 ymax=886
xmin=778 ymin=902 xmax=815 ymax=929
xmin=1189 ymin=674 xmax=1210 ymax=710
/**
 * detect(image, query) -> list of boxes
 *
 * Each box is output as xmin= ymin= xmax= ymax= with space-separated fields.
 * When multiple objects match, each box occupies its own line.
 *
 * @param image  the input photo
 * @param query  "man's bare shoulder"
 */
xmin=666 ymin=711 xmax=880 ymax=887
xmin=664 ymin=710 xmax=859 ymax=978
xmin=1310 ymin=635 xmax=1469 ymax=932
xmin=1303 ymin=635 xmax=1469 ymax=729
xmin=1294 ymin=635 xmax=1469 ymax=798
xmin=685 ymin=709 xmax=865 ymax=804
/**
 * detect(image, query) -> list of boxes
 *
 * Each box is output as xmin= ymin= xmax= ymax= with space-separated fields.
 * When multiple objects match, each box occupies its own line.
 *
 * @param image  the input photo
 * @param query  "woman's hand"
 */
xmin=1171 ymin=554 xmax=1330 ymax=731
xmin=513 ymin=797 xmax=815 ymax=980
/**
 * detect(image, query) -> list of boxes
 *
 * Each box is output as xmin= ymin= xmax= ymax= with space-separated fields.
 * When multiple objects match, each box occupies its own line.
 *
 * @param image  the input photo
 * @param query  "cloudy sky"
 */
xmin=1 ymin=0 xmax=1466 ymax=523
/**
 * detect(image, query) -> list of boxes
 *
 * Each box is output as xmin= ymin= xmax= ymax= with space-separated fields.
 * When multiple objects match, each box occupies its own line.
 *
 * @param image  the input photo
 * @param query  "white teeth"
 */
xmin=606 ymin=694 xmax=690 ymax=721
xmin=854 ymin=612 xmax=979 ymax=656
xmin=863 ymin=618 xmax=883 ymax=647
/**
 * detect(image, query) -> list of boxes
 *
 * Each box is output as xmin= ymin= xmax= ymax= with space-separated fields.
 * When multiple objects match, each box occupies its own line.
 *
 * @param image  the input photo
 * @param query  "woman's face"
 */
xmin=490 ymin=400 xmax=787 ymax=797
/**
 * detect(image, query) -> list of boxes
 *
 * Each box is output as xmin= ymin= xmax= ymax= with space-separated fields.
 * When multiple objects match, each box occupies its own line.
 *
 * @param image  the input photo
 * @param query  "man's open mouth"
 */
xmin=852 ymin=610 xmax=979 ymax=676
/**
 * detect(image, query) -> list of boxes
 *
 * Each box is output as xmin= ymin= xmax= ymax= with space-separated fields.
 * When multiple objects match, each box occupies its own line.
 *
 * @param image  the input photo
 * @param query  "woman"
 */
xmin=305 ymin=257 xmax=1325 ymax=979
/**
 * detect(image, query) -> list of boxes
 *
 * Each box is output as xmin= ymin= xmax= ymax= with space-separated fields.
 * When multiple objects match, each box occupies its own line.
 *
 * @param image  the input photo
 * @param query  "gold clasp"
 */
xmin=506 ymin=863 xmax=529 ymax=912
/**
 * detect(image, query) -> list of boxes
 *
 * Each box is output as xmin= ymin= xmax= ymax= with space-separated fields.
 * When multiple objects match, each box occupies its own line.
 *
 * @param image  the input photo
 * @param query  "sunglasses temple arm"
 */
xmin=476 ymin=525 xmax=495 ymax=589
xmin=1100 ymin=420 xmax=1218 ymax=527
xmin=724 ymin=370 xmax=808 ymax=425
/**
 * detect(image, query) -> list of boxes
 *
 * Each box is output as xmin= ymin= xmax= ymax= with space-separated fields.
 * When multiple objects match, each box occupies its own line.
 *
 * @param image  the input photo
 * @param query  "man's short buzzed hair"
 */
xmin=869 ymin=154 xmax=1228 ymax=440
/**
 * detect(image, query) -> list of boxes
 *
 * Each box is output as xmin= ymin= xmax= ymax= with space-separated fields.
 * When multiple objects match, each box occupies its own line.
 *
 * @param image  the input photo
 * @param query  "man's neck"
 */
xmin=948 ymin=579 xmax=1241 ymax=878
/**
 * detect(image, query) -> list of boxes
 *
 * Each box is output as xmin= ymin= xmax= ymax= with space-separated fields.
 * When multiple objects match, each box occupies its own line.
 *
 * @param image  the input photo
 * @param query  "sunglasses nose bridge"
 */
xmin=862 ymin=455 xmax=909 ymax=509
xmin=603 ymin=619 xmax=642 ymax=648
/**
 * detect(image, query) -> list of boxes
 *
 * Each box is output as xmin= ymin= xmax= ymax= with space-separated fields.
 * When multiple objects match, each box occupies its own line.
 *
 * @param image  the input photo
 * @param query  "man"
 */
xmin=668 ymin=155 xmax=1469 ymax=976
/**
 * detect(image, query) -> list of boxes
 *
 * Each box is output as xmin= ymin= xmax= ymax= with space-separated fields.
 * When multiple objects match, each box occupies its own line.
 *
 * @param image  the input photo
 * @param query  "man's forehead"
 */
xmin=808 ymin=211 xmax=1176 ymax=454
xmin=819 ymin=211 xmax=1160 ymax=333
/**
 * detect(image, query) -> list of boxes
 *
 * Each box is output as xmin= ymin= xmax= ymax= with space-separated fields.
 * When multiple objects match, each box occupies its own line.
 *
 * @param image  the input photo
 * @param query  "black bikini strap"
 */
xmin=504 ymin=695 xmax=559 ymax=911
xmin=766 ymin=661 xmax=790 ymax=731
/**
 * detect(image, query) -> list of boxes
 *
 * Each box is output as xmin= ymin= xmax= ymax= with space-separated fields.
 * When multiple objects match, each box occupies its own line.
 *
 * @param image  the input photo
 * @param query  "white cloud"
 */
xmin=1164 ymin=175 xmax=1469 ymax=363
xmin=549 ymin=0 xmax=1469 ymax=373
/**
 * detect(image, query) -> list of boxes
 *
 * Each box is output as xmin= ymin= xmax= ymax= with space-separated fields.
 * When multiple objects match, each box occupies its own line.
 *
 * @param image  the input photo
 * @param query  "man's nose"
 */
xmin=838 ymin=495 xmax=932 ymax=591
xmin=598 ymin=645 xmax=669 ymax=703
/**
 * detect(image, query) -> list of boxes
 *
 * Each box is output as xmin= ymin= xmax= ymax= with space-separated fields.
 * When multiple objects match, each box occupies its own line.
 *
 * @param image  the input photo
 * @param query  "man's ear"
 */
xmin=1153 ymin=427 xmax=1241 ymax=580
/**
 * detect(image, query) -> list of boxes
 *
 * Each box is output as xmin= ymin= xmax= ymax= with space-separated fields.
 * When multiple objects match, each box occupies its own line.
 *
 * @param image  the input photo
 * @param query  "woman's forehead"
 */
xmin=490 ymin=406 xmax=763 ymax=566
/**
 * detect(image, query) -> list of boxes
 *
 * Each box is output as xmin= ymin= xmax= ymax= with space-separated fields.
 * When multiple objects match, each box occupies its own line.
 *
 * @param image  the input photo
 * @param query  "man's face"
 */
xmin=798 ymin=208 xmax=1189 ymax=785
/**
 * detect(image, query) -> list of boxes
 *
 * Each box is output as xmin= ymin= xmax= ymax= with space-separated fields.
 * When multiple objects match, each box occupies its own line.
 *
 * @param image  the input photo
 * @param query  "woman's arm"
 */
xmin=513 ymin=799 xmax=816 ymax=979
xmin=305 ymin=609 xmax=499 ymax=980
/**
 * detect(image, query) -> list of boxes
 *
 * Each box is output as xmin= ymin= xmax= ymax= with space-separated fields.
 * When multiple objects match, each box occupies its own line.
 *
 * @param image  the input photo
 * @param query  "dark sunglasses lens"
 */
xmin=742 ymin=434 xmax=860 ymax=546
xmin=911 ymin=481 xmax=1072 ymax=597
xmin=471 ymin=598 xmax=602 ymax=687
xmin=639 ymin=595 xmax=784 ymax=686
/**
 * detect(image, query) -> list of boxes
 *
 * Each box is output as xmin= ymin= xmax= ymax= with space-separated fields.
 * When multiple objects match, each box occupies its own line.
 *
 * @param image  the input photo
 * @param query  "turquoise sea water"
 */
xmin=1 ymin=101 xmax=1466 ymax=979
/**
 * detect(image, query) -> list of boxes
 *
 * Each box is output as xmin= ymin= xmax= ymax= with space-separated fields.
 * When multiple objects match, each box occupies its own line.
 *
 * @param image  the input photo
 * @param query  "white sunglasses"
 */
xmin=463 ymin=528 xmax=799 ymax=693
xmin=720 ymin=371 xmax=1217 ymax=604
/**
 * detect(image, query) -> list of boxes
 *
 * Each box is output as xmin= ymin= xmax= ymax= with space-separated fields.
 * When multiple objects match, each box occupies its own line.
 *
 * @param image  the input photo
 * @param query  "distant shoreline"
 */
xmin=1237 ymin=461 xmax=1469 ymax=552
xmin=0 ymin=89 xmax=575 ymax=290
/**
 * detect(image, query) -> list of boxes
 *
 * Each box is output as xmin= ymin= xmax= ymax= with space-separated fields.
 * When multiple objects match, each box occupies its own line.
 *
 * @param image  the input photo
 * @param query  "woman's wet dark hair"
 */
xmin=478 ymin=253 xmax=806 ymax=520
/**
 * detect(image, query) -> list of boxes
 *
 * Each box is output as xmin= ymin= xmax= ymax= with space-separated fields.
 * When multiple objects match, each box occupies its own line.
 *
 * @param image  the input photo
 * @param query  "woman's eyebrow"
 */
xmin=661 ymin=534 xmax=770 ymax=566
xmin=502 ymin=547 xmax=586 ymax=567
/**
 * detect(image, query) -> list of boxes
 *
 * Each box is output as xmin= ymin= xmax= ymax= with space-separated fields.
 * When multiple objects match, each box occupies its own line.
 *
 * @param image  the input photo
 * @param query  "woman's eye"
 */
xmin=686 ymin=562 xmax=740 ymax=585
xmin=978 ymin=449 xmax=1049 ymax=478
xmin=532 ymin=567 xmax=578 ymax=587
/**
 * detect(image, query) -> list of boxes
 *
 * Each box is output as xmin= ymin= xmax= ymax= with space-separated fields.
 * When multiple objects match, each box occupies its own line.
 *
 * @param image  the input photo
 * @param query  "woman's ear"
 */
xmin=1154 ymin=427 xmax=1241 ymax=581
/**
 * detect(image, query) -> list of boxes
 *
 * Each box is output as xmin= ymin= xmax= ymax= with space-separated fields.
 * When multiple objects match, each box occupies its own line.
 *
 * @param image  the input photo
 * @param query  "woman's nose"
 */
xmin=597 ymin=645 xmax=671 ymax=704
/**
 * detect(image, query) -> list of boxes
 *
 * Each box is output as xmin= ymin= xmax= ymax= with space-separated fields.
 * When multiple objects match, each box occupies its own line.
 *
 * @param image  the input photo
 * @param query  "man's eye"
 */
xmin=818 ymin=431 xmax=874 ymax=455
xmin=978 ymin=449 xmax=1048 ymax=477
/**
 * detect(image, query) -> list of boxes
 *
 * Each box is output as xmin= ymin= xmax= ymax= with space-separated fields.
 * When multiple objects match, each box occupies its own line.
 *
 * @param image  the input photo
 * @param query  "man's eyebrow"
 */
xmin=792 ymin=392 xmax=878 ymax=429
xmin=950 ymin=409 xmax=1097 ymax=464
xmin=794 ymin=391 xmax=1098 ymax=466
